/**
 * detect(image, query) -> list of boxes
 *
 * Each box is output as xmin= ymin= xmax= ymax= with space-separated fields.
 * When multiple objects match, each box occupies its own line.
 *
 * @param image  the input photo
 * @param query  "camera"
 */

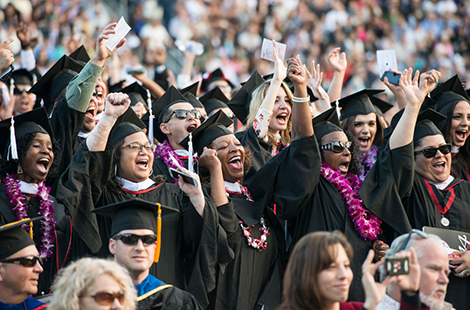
xmin=385 ymin=257 xmax=410 ymax=276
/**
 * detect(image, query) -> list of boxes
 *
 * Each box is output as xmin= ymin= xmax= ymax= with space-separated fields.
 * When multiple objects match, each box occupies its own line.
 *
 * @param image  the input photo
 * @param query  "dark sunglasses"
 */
xmin=400 ymin=229 xmax=429 ymax=251
xmin=83 ymin=291 xmax=125 ymax=306
xmin=414 ymin=143 xmax=451 ymax=158
xmin=164 ymin=109 xmax=201 ymax=123
xmin=112 ymin=233 xmax=157 ymax=246
xmin=320 ymin=141 xmax=352 ymax=153
xmin=14 ymin=87 xmax=31 ymax=95
xmin=0 ymin=255 xmax=40 ymax=267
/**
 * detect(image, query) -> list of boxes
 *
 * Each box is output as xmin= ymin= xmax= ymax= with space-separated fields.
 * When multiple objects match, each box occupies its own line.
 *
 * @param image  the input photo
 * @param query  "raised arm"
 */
xmin=199 ymin=147 xmax=229 ymax=207
xmin=0 ymin=39 xmax=15 ymax=82
xmin=327 ymin=47 xmax=347 ymax=102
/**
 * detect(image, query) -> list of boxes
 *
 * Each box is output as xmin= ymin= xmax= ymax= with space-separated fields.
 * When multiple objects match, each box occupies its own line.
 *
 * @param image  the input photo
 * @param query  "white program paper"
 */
xmin=104 ymin=17 xmax=131 ymax=51
xmin=261 ymin=38 xmax=287 ymax=62
xmin=377 ymin=50 xmax=398 ymax=78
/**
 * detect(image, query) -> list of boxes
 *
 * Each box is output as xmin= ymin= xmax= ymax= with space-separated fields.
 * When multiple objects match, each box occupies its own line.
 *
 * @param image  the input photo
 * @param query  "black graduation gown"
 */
xmin=204 ymin=187 xmax=286 ymax=310
xmin=359 ymin=142 xmax=470 ymax=310
xmin=56 ymin=142 xmax=221 ymax=304
xmin=249 ymin=135 xmax=373 ymax=302
xmin=153 ymin=156 xmax=195 ymax=184
xmin=137 ymin=284 xmax=202 ymax=310
xmin=450 ymin=153 xmax=470 ymax=181
xmin=0 ymin=184 xmax=74 ymax=296
xmin=235 ymin=127 xmax=272 ymax=187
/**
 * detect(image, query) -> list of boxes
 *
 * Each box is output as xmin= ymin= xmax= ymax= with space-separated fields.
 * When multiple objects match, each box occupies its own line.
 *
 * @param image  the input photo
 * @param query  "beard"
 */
xmin=419 ymin=286 xmax=447 ymax=310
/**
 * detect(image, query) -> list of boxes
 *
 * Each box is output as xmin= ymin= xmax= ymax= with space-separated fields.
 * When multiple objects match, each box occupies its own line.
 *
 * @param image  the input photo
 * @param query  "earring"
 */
xmin=17 ymin=164 xmax=23 ymax=175
xmin=149 ymin=169 xmax=153 ymax=177
xmin=114 ymin=165 xmax=118 ymax=176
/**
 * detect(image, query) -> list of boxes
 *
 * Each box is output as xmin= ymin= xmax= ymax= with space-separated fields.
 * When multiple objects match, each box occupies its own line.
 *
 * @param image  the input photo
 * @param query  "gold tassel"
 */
xmin=154 ymin=203 xmax=162 ymax=263
xmin=29 ymin=221 xmax=33 ymax=239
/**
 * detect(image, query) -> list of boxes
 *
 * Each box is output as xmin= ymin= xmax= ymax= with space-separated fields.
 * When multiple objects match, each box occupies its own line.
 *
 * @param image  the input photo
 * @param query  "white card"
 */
xmin=377 ymin=50 xmax=398 ymax=78
xmin=261 ymin=38 xmax=287 ymax=62
xmin=103 ymin=17 xmax=131 ymax=51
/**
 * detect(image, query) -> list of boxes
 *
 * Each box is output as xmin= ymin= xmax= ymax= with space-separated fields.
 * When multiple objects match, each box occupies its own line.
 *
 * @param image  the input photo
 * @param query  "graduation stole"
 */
xmin=423 ymin=179 xmax=464 ymax=227
xmin=154 ymin=140 xmax=185 ymax=184
xmin=3 ymin=174 xmax=56 ymax=261
xmin=320 ymin=163 xmax=382 ymax=240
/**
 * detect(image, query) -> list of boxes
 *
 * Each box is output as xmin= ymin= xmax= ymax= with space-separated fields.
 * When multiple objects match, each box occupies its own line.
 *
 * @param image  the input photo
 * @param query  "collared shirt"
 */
xmin=377 ymin=293 xmax=455 ymax=310
xmin=0 ymin=296 xmax=46 ymax=310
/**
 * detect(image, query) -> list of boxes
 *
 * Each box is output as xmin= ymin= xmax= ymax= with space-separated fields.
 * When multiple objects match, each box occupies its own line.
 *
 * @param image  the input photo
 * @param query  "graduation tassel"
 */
xmin=188 ymin=133 xmax=194 ymax=173
xmin=29 ymin=221 xmax=33 ymax=239
xmin=335 ymin=99 xmax=341 ymax=120
xmin=10 ymin=78 xmax=14 ymax=97
xmin=147 ymin=89 xmax=155 ymax=144
xmin=154 ymin=203 xmax=162 ymax=263
xmin=1 ymin=84 xmax=10 ymax=106
xmin=9 ymin=116 xmax=18 ymax=160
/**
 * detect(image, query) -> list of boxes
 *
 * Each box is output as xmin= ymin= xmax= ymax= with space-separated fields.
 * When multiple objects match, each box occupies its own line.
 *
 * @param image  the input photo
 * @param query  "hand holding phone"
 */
xmin=381 ymin=71 xmax=401 ymax=86
xmin=385 ymin=257 xmax=410 ymax=276
xmin=169 ymin=168 xmax=198 ymax=187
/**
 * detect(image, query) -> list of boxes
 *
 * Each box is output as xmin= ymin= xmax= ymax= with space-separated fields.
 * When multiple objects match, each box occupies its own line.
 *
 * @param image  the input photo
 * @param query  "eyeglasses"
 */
xmin=399 ymin=229 xmax=429 ymax=251
xmin=112 ymin=233 xmax=157 ymax=246
xmin=164 ymin=109 xmax=202 ymax=123
xmin=13 ymin=87 xmax=30 ymax=95
xmin=83 ymin=291 xmax=125 ymax=306
xmin=0 ymin=255 xmax=40 ymax=267
xmin=414 ymin=143 xmax=451 ymax=158
xmin=320 ymin=141 xmax=352 ymax=153
xmin=122 ymin=142 xmax=156 ymax=153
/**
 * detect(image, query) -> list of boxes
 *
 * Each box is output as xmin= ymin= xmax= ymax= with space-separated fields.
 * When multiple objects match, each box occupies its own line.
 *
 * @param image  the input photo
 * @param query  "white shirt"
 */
xmin=116 ymin=177 xmax=155 ymax=192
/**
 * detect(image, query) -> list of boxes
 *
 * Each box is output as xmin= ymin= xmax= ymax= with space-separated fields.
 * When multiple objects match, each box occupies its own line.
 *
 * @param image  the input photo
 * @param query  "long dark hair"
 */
xmin=278 ymin=231 xmax=354 ymax=310
xmin=341 ymin=113 xmax=385 ymax=147
xmin=0 ymin=132 xmax=60 ymax=181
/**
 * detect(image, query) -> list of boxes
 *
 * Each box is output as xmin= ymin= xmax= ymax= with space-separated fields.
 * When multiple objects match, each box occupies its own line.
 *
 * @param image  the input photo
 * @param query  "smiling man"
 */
xmin=0 ymin=218 xmax=46 ymax=310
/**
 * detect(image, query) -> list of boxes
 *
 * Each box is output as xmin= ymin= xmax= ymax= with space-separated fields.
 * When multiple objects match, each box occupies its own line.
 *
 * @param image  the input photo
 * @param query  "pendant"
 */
xmin=441 ymin=216 xmax=450 ymax=227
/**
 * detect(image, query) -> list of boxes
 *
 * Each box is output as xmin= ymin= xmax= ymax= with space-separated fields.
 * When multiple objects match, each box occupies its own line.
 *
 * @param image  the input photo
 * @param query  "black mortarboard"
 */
xmin=227 ymin=71 xmax=265 ymax=124
xmin=0 ymin=107 xmax=54 ymax=159
xmin=180 ymin=82 xmax=203 ymax=108
xmin=91 ymin=198 xmax=178 ymax=236
xmin=312 ymin=107 xmax=342 ymax=143
xmin=11 ymin=69 xmax=34 ymax=86
xmin=0 ymin=217 xmax=42 ymax=260
xmin=370 ymin=96 xmax=394 ymax=117
xmin=201 ymin=68 xmax=234 ymax=91
xmin=338 ymin=89 xmax=385 ymax=120
xmin=141 ymin=86 xmax=189 ymax=143
xmin=119 ymin=82 xmax=150 ymax=107
xmin=69 ymin=45 xmax=91 ymax=65
xmin=180 ymin=110 xmax=233 ymax=155
xmin=199 ymin=87 xmax=229 ymax=116
xmin=180 ymin=81 xmax=199 ymax=96
xmin=29 ymin=55 xmax=84 ymax=107
xmin=108 ymin=107 xmax=146 ymax=147
xmin=108 ymin=80 xmax=127 ymax=93
xmin=430 ymin=75 xmax=470 ymax=117
xmin=413 ymin=109 xmax=447 ymax=142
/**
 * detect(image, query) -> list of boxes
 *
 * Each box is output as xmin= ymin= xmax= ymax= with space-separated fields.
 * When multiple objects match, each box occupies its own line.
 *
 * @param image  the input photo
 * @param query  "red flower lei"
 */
xmin=320 ymin=163 xmax=382 ymax=240
xmin=3 ymin=174 xmax=56 ymax=261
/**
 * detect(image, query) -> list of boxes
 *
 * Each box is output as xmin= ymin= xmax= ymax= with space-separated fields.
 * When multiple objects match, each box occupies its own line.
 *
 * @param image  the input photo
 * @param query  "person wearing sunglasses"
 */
xmin=0 ymin=218 xmax=45 ymax=310
xmin=92 ymin=199 xmax=202 ymax=310
xmin=141 ymin=86 xmax=203 ymax=184
xmin=377 ymin=230 xmax=453 ymax=310
xmin=360 ymin=68 xmax=470 ymax=310
xmin=10 ymin=69 xmax=36 ymax=115
xmin=49 ymin=257 xmax=136 ymax=310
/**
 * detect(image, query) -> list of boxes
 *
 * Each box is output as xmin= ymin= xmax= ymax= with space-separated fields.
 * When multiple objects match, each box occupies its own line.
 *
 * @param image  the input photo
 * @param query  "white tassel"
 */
xmin=188 ymin=133 xmax=194 ymax=173
xmin=10 ymin=78 xmax=14 ymax=96
xmin=147 ymin=89 xmax=154 ymax=144
xmin=1 ymin=84 xmax=10 ymax=106
xmin=335 ymin=99 xmax=341 ymax=120
xmin=9 ymin=116 xmax=18 ymax=160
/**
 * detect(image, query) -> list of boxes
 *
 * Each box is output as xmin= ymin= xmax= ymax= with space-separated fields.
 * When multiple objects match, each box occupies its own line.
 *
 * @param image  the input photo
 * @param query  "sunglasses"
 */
xmin=0 ymin=255 xmax=40 ymax=267
xmin=164 ymin=109 xmax=201 ymax=123
xmin=13 ymin=87 xmax=30 ymax=95
xmin=320 ymin=141 xmax=352 ymax=153
xmin=122 ymin=142 xmax=156 ymax=153
xmin=112 ymin=233 xmax=157 ymax=246
xmin=83 ymin=291 xmax=125 ymax=306
xmin=414 ymin=143 xmax=451 ymax=158
xmin=400 ymin=229 xmax=430 ymax=251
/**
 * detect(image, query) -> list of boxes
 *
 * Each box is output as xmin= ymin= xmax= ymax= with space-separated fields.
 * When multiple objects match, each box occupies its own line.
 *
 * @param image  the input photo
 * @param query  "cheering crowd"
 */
xmin=1 ymin=1 xmax=470 ymax=310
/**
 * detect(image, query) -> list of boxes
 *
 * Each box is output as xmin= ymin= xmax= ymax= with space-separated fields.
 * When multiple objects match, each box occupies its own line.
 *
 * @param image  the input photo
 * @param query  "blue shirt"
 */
xmin=0 ymin=297 xmax=45 ymax=310
xmin=134 ymin=274 xmax=164 ymax=297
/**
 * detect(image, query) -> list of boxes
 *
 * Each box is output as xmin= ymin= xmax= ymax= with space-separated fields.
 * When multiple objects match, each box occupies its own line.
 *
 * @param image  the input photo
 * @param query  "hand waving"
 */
xmin=306 ymin=60 xmax=329 ymax=102
xmin=328 ymin=47 xmax=347 ymax=73
xmin=399 ymin=68 xmax=426 ymax=108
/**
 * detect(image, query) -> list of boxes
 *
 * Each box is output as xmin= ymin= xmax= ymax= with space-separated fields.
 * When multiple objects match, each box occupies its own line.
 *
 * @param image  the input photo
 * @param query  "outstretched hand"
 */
xmin=92 ymin=23 xmax=126 ymax=66
xmin=271 ymin=40 xmax=287 ymax=82
xmin=328 ymin=47 xmax=347 ymax=73
xmin=399 ymin=68 xmax=426 ymax=108
xmin=419 ymin=69 xmax=441 ymax=95
xmin=306 ymin=60 xmax=329 ymax=102
xmin=0 ymin=39 xmax=15 ymax=72
xmin=104 ymin=92 xmax=130 ymax=118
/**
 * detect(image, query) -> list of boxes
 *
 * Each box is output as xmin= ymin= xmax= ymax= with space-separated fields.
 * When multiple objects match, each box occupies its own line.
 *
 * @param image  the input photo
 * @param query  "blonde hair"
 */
xmin=242 ymin=80 xmax=292 ymax=147
xmin=49 ymin=258 xmax=137 ymax=310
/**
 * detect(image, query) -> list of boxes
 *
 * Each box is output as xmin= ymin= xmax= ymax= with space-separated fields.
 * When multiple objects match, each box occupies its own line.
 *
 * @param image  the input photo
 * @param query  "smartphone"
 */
xmin=169 ymin=168 xmax=198 ymax=187
xmin=381 ymin=71 xmax=401 ymax=86
xmin=385 ymin=257 xmax=409 ymax=276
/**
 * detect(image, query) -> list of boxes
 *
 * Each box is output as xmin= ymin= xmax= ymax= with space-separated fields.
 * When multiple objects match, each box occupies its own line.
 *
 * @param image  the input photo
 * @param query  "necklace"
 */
xmin=320 ymin=163 xmax=382 ymax=240
xmin=4 ymin=174 xmax=56 ymax=261
xmin=155 ymin=140 xmax=185 ymax=185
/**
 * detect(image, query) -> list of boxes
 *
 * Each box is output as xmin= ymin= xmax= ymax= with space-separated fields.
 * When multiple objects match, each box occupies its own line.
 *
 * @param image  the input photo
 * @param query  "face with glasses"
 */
xmin=118 ymin=132 xmax=154 ymax=183
xmin=320 ymin=131 xmax=351 ymax=176
xmin=160 ymin=102 xmax=202 ymax=150
xmin=109 ymin=229 xmax=156 ymax=278
xmin=13 ymin=84 xmax=36 ymax=115
xmin=414 ymin=135 xmax=451 ymax=183
xmin=79 ymin=273 xmax=125 ymax=310
xmin=0 ymin=245 xmax=43 ymax=299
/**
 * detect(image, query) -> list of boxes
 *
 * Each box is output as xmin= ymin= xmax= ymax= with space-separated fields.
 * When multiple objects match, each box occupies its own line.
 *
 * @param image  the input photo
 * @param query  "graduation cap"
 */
xmin=108 ymin=80 xmax=127 ymax=93
xmin=29 ymin=55 xmax=84 ymax=108
xmin=108 ymin=106 xmax=146 ymax=147
xmin=370 ymin=96 xmax=394 ymax=117
xmin=69 ymin=45 xmax=91 ymax=65
xmin=0 ymin=217 xmax=43 ymax=261
xmin=180 ymin=109 xmax=233 ymax=155
xmin=227 ymin=71 xmax=265 ymax=124
xmin=0 ymin=107 xmax=54 ymax=160
xmin=199 ymin=87 xmax=229 ymax=116
xmin=141 ymin=86 xmax=189 ymax=143
xmin=337 ymin=89 xmax=385 ymax=121
xmin=10 ymin=69 xmax=35 ymax=87
xmin=180 ymin=82 xmax=203 ymax=109
xmin=118 ymin=82 xmax=151 ymax=107
xmin=91 ymin=198 xmax=179 ymax=263
xmin=201 ymin=68 xmax=234 ymax=91
xmin=312 ymin=107 xmax=342 ymax=143
xmin=180 ymin=81 xmax=199 ymax=97
xmin=413 ymin=108 xmax=447 ymax=143
xmin=430 ymin=75 xmax=470 ymax=116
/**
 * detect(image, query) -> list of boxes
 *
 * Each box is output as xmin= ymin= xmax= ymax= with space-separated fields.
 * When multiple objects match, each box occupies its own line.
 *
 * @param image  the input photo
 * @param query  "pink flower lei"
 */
xmin=320 ymin=163 xmax=382 ymax=240
xmin=155 ymin=140 xmax=185 ymax=185
xmin=3 ymin=174 xmax=56 ymax=261
xmin=357 ymin=147 xmax=377 ymax=181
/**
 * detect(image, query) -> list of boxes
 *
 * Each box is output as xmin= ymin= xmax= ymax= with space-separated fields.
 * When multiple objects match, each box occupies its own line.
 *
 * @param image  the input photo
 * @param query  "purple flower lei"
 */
xmin=357 ymin=147 xmax=377 ymax=181
xmin=320 ymin=163 xmax=382 ymax=240
xmin=3 ymin=174 xmax=56 ymax=261
xmin=155 ymin=140 xmax=185 ymax=185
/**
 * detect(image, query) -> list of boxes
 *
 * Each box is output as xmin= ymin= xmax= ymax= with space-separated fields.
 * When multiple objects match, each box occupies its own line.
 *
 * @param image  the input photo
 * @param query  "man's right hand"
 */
xmin=0 ymin=39 xmax=15 ymax=73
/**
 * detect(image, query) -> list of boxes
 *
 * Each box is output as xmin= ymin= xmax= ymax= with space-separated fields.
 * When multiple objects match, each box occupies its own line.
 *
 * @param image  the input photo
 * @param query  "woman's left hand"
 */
xmin=177 ymin=167 xmax=205 ymax=216
xmin=287 ymin=55 xmax=307 ymax=87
